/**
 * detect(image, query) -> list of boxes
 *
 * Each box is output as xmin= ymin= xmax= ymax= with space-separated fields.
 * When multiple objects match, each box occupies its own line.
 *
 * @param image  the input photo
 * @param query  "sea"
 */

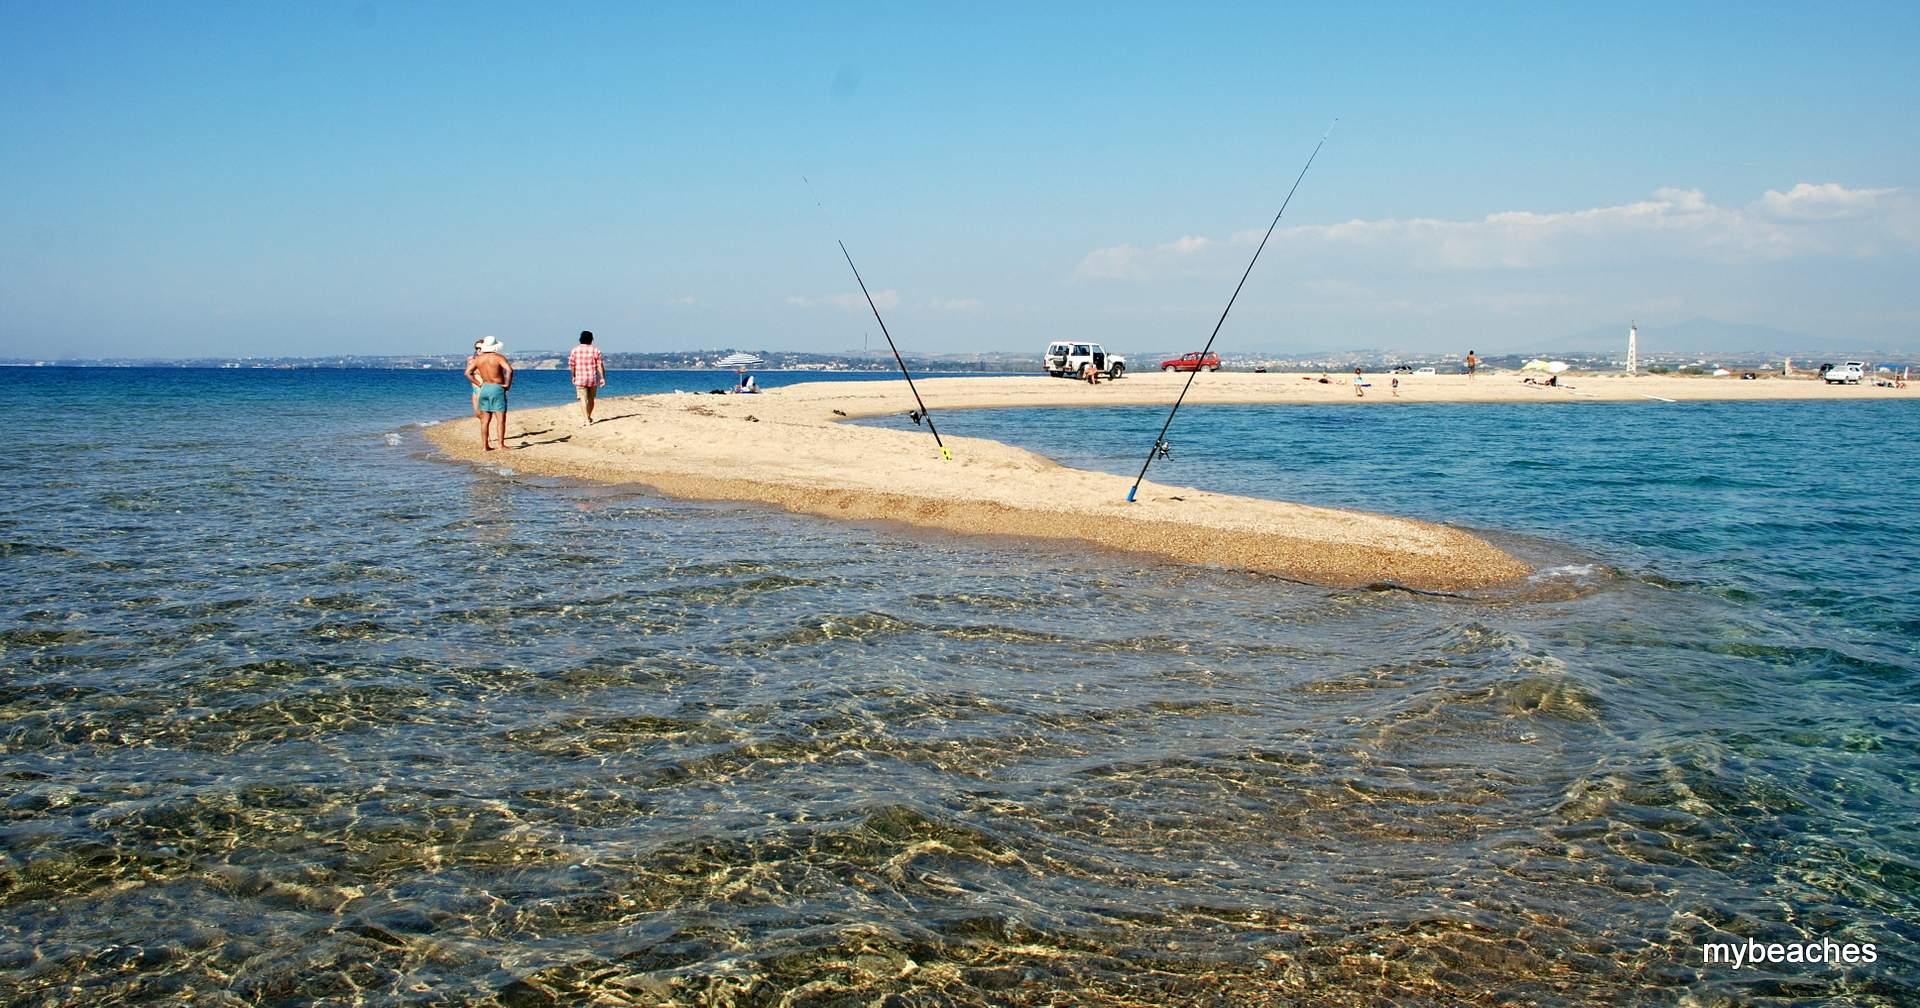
xmin=2 ymin=366 xmax=1915 ymax=1007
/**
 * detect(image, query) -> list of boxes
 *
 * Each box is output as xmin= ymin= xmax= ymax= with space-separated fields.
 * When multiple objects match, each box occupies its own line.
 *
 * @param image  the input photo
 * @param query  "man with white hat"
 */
xmin=463 ymin=337 xmax=514 ymax=450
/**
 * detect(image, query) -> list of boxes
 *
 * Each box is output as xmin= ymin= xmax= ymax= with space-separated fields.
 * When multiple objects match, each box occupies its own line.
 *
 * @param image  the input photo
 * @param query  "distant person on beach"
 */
xmin=1083 ymin=362 xmax=1098 ymax=385
xmin=1391 ymin=376 xmax=1400 ymax=397
xmin=568 ymin=331 xmax=605 ymax=425
xmin=466 ymin=339 xmax=485 ymax=417
xmin=1466 ymin=350 xmax=1479 ymax=378
xmin=733 ymin=369 xmax=757 ymax=393
xmin=1353 ymin=366 xmax=1368 ymax=397
xmin=465 ymin=337 xmax=513 ymax=451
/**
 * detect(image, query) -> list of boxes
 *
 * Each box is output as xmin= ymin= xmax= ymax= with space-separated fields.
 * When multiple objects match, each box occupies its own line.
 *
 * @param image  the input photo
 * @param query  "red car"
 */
xmin=1160 ymin=351 xmax=1221 ymax=372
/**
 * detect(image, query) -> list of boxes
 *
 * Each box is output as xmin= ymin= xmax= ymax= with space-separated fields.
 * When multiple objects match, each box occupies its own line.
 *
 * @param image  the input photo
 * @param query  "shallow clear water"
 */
xmin=2 ymin=369 xmax=1916 ymax=1006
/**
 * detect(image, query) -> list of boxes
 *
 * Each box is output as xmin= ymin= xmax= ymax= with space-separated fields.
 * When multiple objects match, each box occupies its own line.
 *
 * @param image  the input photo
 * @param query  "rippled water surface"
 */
xmin=3 ymin=369 xmax=1916 ymax=1006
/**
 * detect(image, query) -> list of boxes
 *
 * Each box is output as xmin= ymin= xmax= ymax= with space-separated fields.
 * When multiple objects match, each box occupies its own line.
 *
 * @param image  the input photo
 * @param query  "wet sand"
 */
xmin=425 ymin=371 xmax=1910 ymax=590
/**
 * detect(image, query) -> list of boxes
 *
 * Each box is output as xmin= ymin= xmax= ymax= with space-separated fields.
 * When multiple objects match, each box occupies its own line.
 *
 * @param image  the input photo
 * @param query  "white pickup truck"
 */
xmin=1044 ymin=341 xmax=1127 ymax=379
xmin=1824 ymin=361 xmax=1867 ymax=385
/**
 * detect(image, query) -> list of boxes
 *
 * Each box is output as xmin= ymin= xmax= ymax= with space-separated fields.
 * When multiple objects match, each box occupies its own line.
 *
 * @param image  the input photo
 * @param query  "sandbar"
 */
xmin=425 ymin=372 xmax=1912 ymax=590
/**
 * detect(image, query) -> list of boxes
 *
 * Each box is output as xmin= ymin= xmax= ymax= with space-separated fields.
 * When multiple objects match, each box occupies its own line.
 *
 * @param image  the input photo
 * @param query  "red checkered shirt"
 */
xmin=567 ymin=345 xmax=605 ymax=387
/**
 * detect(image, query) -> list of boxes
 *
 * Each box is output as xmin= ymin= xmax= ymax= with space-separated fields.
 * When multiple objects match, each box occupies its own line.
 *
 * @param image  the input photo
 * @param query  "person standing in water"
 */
xmin=465 ymin=337 xmax=514 ymax=450
xmin=567 ymin=331 xmax=606 ymax=425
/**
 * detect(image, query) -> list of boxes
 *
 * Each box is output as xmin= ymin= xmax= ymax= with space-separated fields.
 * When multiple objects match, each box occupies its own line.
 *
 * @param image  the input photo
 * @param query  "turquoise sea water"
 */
xmin=2 ymin=368 xmax=1916 ymax=1006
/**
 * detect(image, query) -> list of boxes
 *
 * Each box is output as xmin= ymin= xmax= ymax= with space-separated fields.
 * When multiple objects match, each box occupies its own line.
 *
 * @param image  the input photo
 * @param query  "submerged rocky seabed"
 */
xmin=2 ymin=370 xmax=1916 ymax=1006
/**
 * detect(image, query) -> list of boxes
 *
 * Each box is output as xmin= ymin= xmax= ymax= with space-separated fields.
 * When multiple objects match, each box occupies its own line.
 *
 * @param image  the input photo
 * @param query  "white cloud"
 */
xmin=855 ymin=289 xmax=900 ymax=311
xmin=1650 ymin=186 xmax=1712 ymax=213
xmin=1469 ymin=291 xmax=1579 ymax=313
xmin=1075 ymin=234 xmax=1216 ymax=279
xmin=1758 ymin=182 xmax=1897 ymax=220
xmin=1083 ymin=183 xmax=1915 ymax=278
xmin=1075 ymin=244 xmax=1141 ymax=279
xmin=788 ymin=290 xmax=900 ymax=311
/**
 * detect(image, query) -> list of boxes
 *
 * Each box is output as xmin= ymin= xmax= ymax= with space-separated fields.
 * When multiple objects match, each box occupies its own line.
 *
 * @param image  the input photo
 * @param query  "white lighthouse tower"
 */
xmin=1626 ymin=323 xmax=1639 ymax=376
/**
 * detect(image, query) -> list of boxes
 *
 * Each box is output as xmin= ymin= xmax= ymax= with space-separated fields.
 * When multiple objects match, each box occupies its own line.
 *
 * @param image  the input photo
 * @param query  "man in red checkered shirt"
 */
xmin=567 ymin=330 xmax=606 ymax=425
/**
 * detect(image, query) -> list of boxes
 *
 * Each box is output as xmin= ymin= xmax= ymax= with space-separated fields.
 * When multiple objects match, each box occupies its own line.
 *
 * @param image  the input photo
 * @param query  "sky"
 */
xmin=3 ymin=2 xmax=1917 ymax=360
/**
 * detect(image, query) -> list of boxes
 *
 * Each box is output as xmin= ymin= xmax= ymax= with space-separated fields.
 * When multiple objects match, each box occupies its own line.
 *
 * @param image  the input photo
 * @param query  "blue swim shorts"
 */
xmin=476 ymin=383 xmax=507 ymax=412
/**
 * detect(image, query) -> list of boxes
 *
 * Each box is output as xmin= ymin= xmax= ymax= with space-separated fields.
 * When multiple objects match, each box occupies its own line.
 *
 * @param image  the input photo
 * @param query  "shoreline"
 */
xmin=424 ymin=373 xmax=1912 ymax=590
xmin=804 ymin=370 xmax=1919 ymax=416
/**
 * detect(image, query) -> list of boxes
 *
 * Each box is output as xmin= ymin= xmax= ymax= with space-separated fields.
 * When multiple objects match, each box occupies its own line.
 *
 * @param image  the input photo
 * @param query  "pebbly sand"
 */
xmin=426 ymin=371 xmax=1914 ymax=590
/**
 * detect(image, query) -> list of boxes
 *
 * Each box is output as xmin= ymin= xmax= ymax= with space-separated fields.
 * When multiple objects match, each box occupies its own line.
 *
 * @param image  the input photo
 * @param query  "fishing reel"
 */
xmin=1154 ymin=440 xmax=1173 ymax=460
xmin=908 ymin=410 xmax=923 ymax=427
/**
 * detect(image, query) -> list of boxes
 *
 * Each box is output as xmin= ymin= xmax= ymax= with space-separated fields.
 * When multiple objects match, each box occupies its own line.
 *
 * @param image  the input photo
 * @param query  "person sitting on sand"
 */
xmin=732 ymin=370 xmax=757 ymax=393
xmin=465 ymin=337 xmax=514 ymax=451
xmin=1083 ymin=362 xmax=1098 ymax=385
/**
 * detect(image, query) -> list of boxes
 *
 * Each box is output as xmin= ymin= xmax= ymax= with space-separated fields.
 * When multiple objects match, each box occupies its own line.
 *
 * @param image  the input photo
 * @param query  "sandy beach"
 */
xmin=426 ymin=371 xmax=1911 ymax=589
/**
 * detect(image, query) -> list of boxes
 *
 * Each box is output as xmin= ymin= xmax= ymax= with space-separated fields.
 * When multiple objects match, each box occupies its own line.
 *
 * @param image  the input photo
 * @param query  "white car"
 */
xmin=1824 ymin=362 xmax=1867 ymax=385
xmin=1043 ymin=341 xmax=1127 ymax=379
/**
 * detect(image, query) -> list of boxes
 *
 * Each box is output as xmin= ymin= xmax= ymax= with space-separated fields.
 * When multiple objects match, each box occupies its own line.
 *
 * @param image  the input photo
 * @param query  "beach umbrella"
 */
xmin=1522 ymin=359 xmax=1552 ymax=371
xmin=1546 ymin=361 xmax=1571 ymax=373
xmin=714 ymin=352 xmax=764 ymax=369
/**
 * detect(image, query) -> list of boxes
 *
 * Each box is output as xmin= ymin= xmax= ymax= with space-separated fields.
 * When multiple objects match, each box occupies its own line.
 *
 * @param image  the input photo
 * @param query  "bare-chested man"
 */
xmin=464 ymin=337 xmax=514 ymax=451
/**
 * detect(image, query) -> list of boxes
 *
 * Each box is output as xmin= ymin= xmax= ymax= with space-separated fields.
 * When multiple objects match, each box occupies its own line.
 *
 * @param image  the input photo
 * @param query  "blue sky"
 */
xmin=3 ymin=2 xmax=1916 ymax=359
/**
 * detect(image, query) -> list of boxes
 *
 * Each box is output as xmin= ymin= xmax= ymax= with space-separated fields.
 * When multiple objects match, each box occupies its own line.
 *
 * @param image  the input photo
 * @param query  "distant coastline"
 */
xmin=7 ymin=345 xmax=1912 ymax=374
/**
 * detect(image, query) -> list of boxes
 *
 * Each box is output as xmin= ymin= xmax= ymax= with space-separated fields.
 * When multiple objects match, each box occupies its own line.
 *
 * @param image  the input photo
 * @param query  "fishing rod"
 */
xmin=1125 ymin=120 xmax=1336 ymax=502
xmin=805 ymin=176 xmax=952 ymax=461
xmin=836 ymin=241 xmax=951 ymax=461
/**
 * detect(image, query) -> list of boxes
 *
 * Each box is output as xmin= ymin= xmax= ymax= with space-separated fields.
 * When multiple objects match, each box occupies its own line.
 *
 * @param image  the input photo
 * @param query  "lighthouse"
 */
xmin=1626 ymin=324 xmax=1639 ymax=376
